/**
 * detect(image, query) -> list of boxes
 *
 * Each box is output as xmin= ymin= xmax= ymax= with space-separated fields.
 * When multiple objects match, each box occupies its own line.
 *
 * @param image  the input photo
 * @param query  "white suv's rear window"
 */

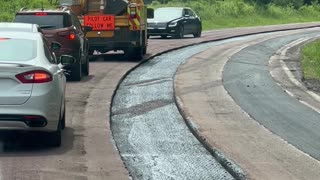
xmin=0 ymin=38 xmax=36 ymax=61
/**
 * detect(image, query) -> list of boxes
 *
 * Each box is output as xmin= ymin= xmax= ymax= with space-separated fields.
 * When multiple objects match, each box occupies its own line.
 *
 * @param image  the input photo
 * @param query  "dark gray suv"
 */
xmin=14 ymin=7 xmax=92 ymax=81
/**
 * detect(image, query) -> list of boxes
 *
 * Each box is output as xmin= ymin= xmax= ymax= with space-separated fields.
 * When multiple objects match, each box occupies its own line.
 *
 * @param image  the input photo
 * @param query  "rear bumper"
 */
xmin=87 ymin=28 xmax=145 ymax=52
xmin=0 ymin=82 xmax=63 ymax=132
xmin=147 ymin=27 xmax=177 ymax=36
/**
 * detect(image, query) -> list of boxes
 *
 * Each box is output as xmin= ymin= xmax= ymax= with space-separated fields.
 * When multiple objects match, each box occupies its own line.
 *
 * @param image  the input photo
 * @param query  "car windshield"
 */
xmin=14 ymin=14 xmax=65 ymax=30
xmin=154 ymin=8 xmax=182 ymax=21
xmin=0 ymin=38 xmax=36 ymax=61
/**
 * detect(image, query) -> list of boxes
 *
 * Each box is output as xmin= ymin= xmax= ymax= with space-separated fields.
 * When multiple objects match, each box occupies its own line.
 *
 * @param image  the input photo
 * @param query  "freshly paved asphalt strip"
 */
xmin=110 ymin=39 xmax=250 ymax=179
xmin=175 ymin=28 xmax=320 ymax=180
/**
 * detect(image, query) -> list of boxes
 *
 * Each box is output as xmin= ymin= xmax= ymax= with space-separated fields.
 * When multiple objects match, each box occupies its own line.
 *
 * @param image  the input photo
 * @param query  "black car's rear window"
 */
xmin=14 ymin=14 xmax=71 ymax=30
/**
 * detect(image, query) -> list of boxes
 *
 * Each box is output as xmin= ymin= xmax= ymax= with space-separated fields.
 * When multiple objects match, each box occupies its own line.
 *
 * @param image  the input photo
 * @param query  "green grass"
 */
xmin=302 ymin=41 xmax=320 ymax=80
xmin=149 ymin=0 xmax=320 ymax=30
xmin=0 ymin=0 xmax=56 ymax=22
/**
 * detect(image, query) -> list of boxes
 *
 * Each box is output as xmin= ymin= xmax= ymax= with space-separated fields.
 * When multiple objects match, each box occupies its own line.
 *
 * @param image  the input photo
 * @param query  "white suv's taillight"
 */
xmin=16 ymin=70 xmax=53 ymax=83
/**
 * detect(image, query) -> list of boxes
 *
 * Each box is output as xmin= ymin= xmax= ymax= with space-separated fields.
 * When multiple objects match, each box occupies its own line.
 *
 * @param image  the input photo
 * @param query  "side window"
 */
xmin=64 ymin=14 xmax=73 ymax=27
xmin=42 ymin=38 xmax=56 ymax=64
xmin=183 ymin=9 xmax=188 ymax=16
xmin=187 ymin=9 xmax=194 ymax=17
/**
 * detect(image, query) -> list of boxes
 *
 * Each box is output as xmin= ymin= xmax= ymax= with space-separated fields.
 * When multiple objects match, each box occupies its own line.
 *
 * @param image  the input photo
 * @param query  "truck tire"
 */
xmin=134 ymin=47 xmax=143 ymax=61
xmin=143 ymin=46 xmax=147 ymax=55
xmin=125 ymin=47 xmax=143 ymax=61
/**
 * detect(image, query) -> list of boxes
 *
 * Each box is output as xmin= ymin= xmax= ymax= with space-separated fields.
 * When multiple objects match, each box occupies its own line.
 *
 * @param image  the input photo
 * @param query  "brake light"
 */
xmin=16 ymin=70 xmax=53 ymax=83
xmin=58 ymin=31 xmax=76 ymax=40
xmin=69 ymin=33 xmax=76 ymax=40
xmin=35 ymin=12 xmax=47 ymax=16
xmin=0 ymin=38 xmax=9 ymax=41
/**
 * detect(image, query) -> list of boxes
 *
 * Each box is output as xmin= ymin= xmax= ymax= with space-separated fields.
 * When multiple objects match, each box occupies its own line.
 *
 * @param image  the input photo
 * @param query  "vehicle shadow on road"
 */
xmin=89 ymin=53 xmax=143 ymax=63
xmin=0 ymin=128 xmax=75 ymax=156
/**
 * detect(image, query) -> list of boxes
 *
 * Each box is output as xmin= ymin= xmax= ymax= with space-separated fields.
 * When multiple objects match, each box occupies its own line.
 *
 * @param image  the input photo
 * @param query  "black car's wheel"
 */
xmin=193 ymin=25 xmax=202 ymax=38
xmin=175 ymin=25 xmax=184 ymax=39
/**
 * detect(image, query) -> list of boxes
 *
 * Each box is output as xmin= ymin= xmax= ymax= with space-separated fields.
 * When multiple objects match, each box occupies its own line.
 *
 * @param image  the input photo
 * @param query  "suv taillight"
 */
xmin=58 ymin=31 xmax=76 ymax=40
xmin=16 ymin=70 xmax=53 ymax=83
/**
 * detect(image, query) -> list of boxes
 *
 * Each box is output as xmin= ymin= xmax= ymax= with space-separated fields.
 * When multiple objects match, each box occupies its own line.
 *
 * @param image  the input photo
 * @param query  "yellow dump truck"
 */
xmin=60 ymin=0 xmax=153 ymax=60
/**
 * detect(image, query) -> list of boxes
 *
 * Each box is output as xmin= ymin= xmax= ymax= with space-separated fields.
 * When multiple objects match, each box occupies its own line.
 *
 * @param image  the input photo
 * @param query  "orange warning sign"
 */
xmin=84 ymin=15 xmax=115 ymax=30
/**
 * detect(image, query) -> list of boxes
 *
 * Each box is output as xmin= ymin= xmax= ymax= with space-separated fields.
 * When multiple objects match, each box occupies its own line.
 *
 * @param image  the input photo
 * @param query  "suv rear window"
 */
xmin=14 ymin=14 xmax=71 ymax=30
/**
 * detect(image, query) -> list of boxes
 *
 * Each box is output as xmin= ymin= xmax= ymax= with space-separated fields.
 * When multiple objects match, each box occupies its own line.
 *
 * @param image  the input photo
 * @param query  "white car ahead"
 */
xmin=0 ymin=31 xmax=74 ymax=147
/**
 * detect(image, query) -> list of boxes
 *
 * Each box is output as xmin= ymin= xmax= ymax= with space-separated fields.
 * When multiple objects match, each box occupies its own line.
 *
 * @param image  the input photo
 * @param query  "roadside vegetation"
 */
xmin=150 ymin=0 xmax=320 ymax=30
xmin=302 ymin=41 xmax=320 ymax=80
xmin=0 ymin=0 xmax=56 ymax=21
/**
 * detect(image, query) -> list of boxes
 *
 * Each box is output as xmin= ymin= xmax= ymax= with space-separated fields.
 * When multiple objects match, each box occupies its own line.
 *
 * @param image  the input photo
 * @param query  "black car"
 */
xmin=147 ymin=7 xmax=202 ymax=39
xmin=14 ymin=7 xmax=92 ymax=81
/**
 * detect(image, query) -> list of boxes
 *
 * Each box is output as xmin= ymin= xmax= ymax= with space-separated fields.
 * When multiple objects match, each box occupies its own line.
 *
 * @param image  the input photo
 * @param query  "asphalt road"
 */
xmin=223 ymin=31 xmax=320 ymax=160
xmin=0 ymin=23 xmax=320 ymax=180
xmin=175 ymin=29 xmax=320 ymax=180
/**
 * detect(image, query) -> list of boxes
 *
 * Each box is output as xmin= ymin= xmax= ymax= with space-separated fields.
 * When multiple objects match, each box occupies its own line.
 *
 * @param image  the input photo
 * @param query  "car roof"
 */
xmin=0 ymin=22 xmax=39 ymax=32
xmin=0 ymin=31 xmax=42 ymax=40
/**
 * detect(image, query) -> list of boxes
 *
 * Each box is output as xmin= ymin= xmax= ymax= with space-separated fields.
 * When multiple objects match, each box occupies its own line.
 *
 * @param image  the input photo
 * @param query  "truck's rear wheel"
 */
xmin=125 ymin=47 xmax=143 ymax=61
xmin=143 ymin=46 xmax=147 ymax=55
